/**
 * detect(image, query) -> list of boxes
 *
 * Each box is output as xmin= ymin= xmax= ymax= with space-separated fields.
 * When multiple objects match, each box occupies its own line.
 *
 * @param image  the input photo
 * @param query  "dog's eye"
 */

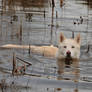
xmin=72 ymin=46 xmax=75 ymax=48
xmin=64 ymin=46 xmax=67 ymax=48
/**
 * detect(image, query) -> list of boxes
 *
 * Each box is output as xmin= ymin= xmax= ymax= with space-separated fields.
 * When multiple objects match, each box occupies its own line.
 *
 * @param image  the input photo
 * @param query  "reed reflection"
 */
xmin=7 ymin=0 xmax=48 ymax=8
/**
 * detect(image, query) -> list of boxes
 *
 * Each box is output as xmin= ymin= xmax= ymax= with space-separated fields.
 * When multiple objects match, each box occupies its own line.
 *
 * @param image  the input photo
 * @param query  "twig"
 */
xmin=16 ymin=57 xmax=32 ymax=66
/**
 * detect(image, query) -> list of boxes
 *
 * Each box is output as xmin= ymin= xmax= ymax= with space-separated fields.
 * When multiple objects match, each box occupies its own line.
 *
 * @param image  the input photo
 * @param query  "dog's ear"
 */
xmin=74 ymin=34 xmax=81 ymax=44
xmin=60 ymin=33 xmax=65 ymax=42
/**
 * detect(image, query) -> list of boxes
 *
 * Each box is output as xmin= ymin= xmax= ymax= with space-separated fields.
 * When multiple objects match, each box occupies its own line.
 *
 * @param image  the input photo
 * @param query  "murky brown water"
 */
xmin=0 ymin=0 xmax=92 ymax=92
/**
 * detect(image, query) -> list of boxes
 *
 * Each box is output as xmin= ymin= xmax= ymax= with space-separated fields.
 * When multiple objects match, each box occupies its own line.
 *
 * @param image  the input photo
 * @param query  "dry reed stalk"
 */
xmin=52 ymin=0 xmax=55 ymax=7
xmin=12 ymin=52 xmax=16 ymax=75
xmin=72 ymin=32 xmax=74 ymax=38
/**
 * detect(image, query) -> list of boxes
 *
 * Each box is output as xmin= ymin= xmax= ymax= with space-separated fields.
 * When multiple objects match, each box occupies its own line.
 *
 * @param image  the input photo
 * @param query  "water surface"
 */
xmin=0 ymin=0 xmax=92 ymax=92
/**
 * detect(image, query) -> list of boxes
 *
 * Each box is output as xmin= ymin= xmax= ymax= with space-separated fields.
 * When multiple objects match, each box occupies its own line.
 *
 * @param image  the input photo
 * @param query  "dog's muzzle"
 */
xmin=66 ymin=50 xmax=71 ymax=58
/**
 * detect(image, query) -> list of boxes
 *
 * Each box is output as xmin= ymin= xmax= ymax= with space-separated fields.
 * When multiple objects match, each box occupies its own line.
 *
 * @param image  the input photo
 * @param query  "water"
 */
xmin=0 ymin=0 xmax=92 ymax=92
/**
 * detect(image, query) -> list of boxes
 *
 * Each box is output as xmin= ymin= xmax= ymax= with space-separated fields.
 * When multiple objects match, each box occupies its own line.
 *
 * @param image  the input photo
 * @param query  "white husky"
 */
xmin=56 ymin=33 xmax=81 ymax=60
xmin=1 ymin=32 xmax=81 ymax=60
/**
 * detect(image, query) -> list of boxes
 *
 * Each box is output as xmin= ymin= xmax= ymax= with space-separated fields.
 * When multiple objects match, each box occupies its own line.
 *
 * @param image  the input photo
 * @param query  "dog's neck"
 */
xmin=65 ymin=57 xmax=72 ymax=66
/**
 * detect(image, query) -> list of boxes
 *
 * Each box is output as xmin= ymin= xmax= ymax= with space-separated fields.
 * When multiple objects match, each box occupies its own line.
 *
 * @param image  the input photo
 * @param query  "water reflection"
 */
xmin=77 ymin=0 xmax=92 ymax=8
xmin=3 ymin=0 xmax=64 ymax=11
xmin=1 ymin=0 xmax=49 ymax=13
xmin=7 ymin=0 xmax=48 ymax=8
xmin=86 ymin=0 xmax=92 ymax=8
xmin=56 ymin=58 xmax=80 ymax=92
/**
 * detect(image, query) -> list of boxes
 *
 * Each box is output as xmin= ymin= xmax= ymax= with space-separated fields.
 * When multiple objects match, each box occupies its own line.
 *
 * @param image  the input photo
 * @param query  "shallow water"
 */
xmin=0 ymin=0 xmax=92 ymax=92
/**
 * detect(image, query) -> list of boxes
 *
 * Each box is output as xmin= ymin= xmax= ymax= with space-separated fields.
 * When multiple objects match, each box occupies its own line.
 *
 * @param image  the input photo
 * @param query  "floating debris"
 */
xmin=11 ymin=15 xmax=18 ymax=21
xmin=12 ymin=52 xmax=32 ymax=75
xmin=25 ymin=13 xmax=32 ymax=22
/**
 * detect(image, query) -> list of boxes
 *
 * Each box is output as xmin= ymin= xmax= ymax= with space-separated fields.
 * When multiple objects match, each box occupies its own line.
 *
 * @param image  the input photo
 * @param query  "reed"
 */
xmin=12 ymin=52 xmax=16 ymax=76
xmin=52 ymin=0 xmax=55 ymax=7
xmin=19 ymin=21 xmax=22 ymax=40
xmin=44 ymin=9 xmax=45 ymax=18
xmin=28 ymin=44 xmax=31 ymax=55
xmin=72 ymin=32 xmax=74 ymax=38
xmin=56 ymin=11 xmax=58 ymax=19
xmin=86 ymin=44 xmax=90 ymax=53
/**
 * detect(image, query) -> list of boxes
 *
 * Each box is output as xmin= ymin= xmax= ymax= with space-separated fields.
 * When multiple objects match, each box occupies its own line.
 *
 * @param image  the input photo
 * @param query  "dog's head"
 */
xmin=56 ymin=33 xmax=81 ymax=59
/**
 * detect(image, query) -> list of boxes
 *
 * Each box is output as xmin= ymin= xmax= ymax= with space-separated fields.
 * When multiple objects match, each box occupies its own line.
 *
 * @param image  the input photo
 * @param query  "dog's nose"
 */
xmin=66 ymin=50 xmax=71 ymax=55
